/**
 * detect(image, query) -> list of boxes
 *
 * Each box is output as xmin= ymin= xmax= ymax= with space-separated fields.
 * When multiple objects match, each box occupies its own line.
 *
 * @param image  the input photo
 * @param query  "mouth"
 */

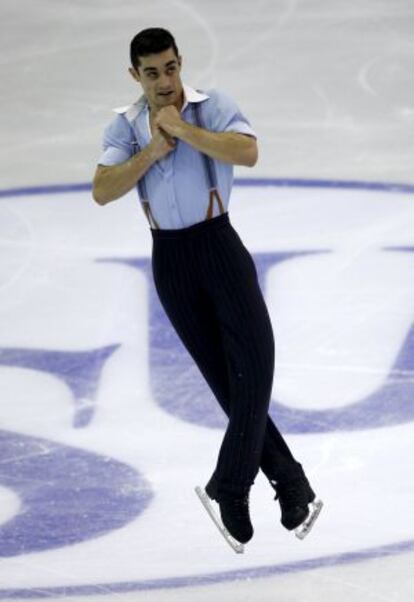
xmin=158 ymin=91 xmax=174 ymax=98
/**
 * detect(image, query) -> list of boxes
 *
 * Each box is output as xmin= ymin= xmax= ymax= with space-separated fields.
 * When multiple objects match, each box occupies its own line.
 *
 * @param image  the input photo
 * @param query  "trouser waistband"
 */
xmin=150 ymin=212 xmax=230 ymax=240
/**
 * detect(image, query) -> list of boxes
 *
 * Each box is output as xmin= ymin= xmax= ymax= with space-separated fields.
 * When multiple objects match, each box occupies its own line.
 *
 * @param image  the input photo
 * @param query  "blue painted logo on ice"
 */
xmin=0 ymin=181 xmax=413 ymax=595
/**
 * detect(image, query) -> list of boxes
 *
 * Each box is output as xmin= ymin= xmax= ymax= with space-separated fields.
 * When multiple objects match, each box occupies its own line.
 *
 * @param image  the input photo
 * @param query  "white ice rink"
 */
xmin=1 ymin=1 xmax=414 ymax=601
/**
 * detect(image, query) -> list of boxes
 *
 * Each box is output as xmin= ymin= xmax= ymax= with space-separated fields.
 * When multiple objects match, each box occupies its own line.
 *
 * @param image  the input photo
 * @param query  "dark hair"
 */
xmin=130 ymin=28 xmax=179 ymax=70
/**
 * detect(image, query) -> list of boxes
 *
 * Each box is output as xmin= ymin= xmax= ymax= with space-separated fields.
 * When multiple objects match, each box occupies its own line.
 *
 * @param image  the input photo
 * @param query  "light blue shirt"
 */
xmin=98 ymin=84 xmax=256 ymax=229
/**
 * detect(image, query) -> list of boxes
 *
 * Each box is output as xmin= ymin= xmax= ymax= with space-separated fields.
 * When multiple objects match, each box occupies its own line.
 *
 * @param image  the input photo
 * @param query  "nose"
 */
xmin=158 ymin=72 xmax=172 ymax=90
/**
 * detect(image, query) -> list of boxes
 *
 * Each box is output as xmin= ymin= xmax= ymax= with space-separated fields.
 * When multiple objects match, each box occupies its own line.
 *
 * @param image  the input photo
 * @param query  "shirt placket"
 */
xmin=164 ymin=156 xmax=182 ymax=228
xmin=143 ymin=109 xmax=183 ymax=228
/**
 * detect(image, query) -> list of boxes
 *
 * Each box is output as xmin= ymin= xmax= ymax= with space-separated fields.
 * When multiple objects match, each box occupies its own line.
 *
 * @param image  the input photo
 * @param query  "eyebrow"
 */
xmin=143 ymin=60 xmax=177 ymax=73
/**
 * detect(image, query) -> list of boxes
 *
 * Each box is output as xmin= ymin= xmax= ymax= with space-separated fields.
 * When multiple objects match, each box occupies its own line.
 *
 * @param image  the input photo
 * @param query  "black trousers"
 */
xmin=151 ymin=212 xmax=300 ymax=497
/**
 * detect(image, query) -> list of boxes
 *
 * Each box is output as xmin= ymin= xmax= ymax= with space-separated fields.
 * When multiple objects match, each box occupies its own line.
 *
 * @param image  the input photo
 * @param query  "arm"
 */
xmin=176 ymin=124 xmax=258 ymax=167
xmin=92 ymin=128 xmax=175 ymax=206
xmin=154 ymin=106 xmax=258 ymax=167
xmin=92 ymin=145 xmax=157 ymax=206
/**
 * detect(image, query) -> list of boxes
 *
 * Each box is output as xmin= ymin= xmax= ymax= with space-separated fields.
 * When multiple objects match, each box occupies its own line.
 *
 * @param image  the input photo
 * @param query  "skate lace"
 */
xmin=232 ymin=494 xmax=250 ymax=518
xmin=274 ymin=479 xmax=307 ymax=508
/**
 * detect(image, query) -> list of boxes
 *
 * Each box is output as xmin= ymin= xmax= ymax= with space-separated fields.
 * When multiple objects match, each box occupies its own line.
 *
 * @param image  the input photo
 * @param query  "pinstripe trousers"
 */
xmin=150 ymin=212 xmax=300 ymax=497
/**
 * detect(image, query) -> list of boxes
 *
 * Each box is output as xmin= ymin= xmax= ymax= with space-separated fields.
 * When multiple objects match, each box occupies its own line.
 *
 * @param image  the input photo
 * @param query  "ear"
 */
xmin=177 ymin=55 xmax=182 ymax=70
xmin=129 ymin=66 xmax=140 ymax=83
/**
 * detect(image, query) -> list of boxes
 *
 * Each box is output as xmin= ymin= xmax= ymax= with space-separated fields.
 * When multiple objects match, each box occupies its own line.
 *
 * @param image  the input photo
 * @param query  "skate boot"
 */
xmin=271 ymin=468 xmax=323 ymax=539
xmin=195 ymin=474 xmax=253 ymax=553
xmin=216 ymin=491 xmax=253 ymax=544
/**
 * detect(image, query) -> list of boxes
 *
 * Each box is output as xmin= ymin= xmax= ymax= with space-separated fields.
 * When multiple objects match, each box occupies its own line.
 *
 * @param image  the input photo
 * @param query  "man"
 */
xmin=92 ymin=28 xmax=322 ymax=550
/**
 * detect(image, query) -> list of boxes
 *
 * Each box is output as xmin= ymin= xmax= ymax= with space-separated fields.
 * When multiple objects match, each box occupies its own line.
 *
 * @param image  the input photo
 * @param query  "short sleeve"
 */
xmin=204 ymin=89 xmax=257 ymax=138
xmin=98 ymin=113 xmax=134 ymax=166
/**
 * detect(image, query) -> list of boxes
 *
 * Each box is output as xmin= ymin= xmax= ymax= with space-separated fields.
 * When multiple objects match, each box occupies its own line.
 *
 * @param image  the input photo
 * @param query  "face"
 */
xmin=129 ymin=47 xmax=183 ymax=111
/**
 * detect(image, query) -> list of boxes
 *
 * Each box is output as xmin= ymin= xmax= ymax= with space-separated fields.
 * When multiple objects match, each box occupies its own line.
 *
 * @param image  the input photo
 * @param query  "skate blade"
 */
xmin=295 ymin=498 xmax=323 ymax=540
xmin=194 ymin=486 xmax=245 ymax=554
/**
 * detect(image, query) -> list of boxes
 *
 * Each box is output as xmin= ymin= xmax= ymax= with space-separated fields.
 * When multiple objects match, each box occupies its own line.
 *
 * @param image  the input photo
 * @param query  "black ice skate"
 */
xmin=271 ymin=470 xmax=323 ymax=539
xmin=195 ymin=475 xmax=253 ymax=553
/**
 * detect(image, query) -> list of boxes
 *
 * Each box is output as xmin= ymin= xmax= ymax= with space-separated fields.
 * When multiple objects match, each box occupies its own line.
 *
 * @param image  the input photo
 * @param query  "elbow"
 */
xmin=92 ymin=185 xmax=107 ymax=205
xmin=243 ymin=147 xmax=258 ymax=168
xmin=245 ymin=149 xmax=258 ymax=167
xmin=240 ymin=137 xmax=258 ymax=167
xmin=92 ymin=168 xmax=110 ymax=205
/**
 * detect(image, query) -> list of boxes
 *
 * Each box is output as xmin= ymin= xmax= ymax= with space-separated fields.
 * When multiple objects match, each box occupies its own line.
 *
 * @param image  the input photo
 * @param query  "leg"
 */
xmin=201 ymin=225 xmax=279 ymax=496
xmin=151 ymin=235 xmax=300 ymax=487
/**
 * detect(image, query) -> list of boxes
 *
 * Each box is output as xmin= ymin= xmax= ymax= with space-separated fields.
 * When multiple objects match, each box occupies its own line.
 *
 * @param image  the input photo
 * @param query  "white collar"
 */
xmin=181 ymin=84 xmax=209 ymax=109
xmin=113 ymin=84 xmax=209 ymax=122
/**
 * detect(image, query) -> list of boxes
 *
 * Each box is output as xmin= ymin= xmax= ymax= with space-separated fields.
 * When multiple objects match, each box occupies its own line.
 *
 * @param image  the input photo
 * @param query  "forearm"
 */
xmin=176 ymin=123 xmax=258 ymax=167
xmin=92 ymin=145 xmax=157 ymax=205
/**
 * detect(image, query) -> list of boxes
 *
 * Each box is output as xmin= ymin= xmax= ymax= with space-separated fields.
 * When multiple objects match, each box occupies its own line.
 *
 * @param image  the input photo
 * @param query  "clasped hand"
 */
xmin=154 ymin=106 xmax=183 ymax=138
